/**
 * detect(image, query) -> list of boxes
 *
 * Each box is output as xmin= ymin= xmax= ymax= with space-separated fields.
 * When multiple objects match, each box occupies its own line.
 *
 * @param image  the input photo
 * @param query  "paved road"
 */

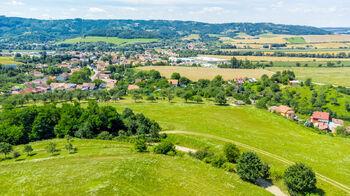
xmin=162 ymin=130 xmax=350 ymax=194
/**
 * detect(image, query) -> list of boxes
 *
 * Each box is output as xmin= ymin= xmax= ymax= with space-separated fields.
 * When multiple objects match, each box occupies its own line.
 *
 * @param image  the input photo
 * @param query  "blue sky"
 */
xmin=1 ymin=0 xmax=349 ymax=27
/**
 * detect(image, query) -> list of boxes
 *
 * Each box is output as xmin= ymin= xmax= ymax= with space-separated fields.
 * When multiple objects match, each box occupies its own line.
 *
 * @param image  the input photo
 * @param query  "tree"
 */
xmin=65 ymin=135 xmax=76 ymax=153
xmin=171 ymin=72 xmax=181 ymax=80
xmin=0 ymin=142 xmax=13 ymax=158
xmin=305 ymin=78 xmax=312 ymax=87
xmin=46 ymin=142 xmax=57 ymax=155
xmin=237 ymin=152 xmax=269 ymax=183
xmin=134 ymin=139 xmax=147 ymax=152
xmin=284 ymin=163 xmax=317 ymax=195
xmin=23 ymin=144 xmax=33 ymax=156
xmin=182 ymin=91 xmax=193 ymax=103
xmin=194 ymin=96 xmax=203 ymax=103
xmin=215 ymin=92 xmax=226 ymax=105
xmin=153 ymin=140 xmax=176 ymax=155
xmin=223 ymin=143 xmax=240 ymax=163
xmin=146 ymin=95 xmax=156 ymax=103
xmin=130 ymin=90 xmax=143 ymax=103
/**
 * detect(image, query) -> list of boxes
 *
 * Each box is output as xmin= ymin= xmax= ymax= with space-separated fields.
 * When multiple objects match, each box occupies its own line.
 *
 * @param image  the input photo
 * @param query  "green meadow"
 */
xmin=0 ymin=139 xmax=268 ymax=195
xmin=106 ymin=101 xmax=350 ymax=195
xmin=285 ymin=37 xmax=307 ymax=44
xmin=56 ymin=36 xmax=158 ymax=45
xmin=0 ymin=57 xmax=21 ymax=65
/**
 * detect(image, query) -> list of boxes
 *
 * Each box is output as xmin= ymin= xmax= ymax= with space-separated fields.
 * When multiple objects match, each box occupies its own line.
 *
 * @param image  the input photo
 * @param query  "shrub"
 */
xmin=237 ymin=152 xmax=269 ymax=183
xmin=96 ymin=131 xmax=113 ymax=140
xmin=0 ymin=142 xmax=13 ymax=158
xmin=153 ymin=140 xmax=176 ymax=155
xmin=46 ymin=142 xmax=57 ymax=155
xmin=223 ymin=143 xmax=240 ymax=163
xmin=134 ymin=139 xmax=147 ymax=152
xmin=260 ymin=162 xmax=271 ymax=179
xmin=23 ymin=144 xmax=33 ymax=156
xmin=211 ymin=154 xmax=227 ymax=168
xmin=222 ymin=162 xmax=236 ymax=172
xmin=284 ymin=163 xmax=317 ymax=196
xmin=189 ymin=147 xmax=214 ymax=160
xmin=12 ymin=151 xmax=21 ymax=159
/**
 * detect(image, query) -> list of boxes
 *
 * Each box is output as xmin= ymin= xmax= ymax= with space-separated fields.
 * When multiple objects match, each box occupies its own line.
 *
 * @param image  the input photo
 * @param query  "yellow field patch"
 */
xmin=137 ymin=66 xmax=273 ymax=81
xmin=302 ymin=35 xmax=350 ymax=43
xmin=0 ymin=57 xmax=21 ymax=65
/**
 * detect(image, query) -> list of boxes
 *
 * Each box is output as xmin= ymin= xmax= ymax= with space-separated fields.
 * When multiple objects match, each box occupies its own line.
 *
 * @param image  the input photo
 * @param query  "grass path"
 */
xmin=163 ymin=130 xmax=350 ymax=194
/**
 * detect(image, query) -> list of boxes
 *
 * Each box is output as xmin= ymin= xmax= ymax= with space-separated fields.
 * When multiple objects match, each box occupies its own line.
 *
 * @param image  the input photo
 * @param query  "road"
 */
xmin=162 ymin=130 xmax=350 ymax=194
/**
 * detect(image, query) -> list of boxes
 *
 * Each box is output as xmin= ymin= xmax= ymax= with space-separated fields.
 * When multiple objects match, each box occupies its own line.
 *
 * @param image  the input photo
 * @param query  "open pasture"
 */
xmin=137 ymin=66 xmax=273 ymax=81
xmin=0 ymin=57 xmax=21 ymax=65
xmin=56 ymin=36 xmax=158 ymax=45
xmin=303 ymin=35 xmax=350 ymax=43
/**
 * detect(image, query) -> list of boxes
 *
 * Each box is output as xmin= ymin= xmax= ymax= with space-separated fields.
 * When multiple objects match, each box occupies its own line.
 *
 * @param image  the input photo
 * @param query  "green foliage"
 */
xmin=189 ymin=147 xmax=214 ymax=160
xmin=222 ymin=162 xmax=236 ymax=173
xmin=223 ymin=143 xmax=240 ymax=163
xmin=12 ymin=151 xmax=21 ymax=159
xmin=70 ymin=68 xmax=91 ymax=84
xmin=284 ymin=163 xmax=317 ymax=195
xmin=215 ymin=92 xmax=226 ymax=105
xmin=0 ymin=142 xmax=13 ymax=158
xmin=96 ymin=131 xmax=114 ymax=140
xmin=45 ymin=142 xmax=57 ymax=155
xmin=153 ymin=140 xmax=176 ymax=155
xmin=210 ymin=154 xmax=227 ymax=168
xmin=171 ymin=72 xmax=181 ymax=80
xmin=134 ymin=139 xmax=147 ymax=152
xmin=23 ymin=144 xmax=33 ymax=156
xmin=237 ymin=152 xmax=269 ymax=183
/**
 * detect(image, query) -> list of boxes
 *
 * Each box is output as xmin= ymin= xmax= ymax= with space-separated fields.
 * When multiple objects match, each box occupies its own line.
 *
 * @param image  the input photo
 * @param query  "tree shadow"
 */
xmin=15 ymin=158 xmax=25 ymax=162
xmin=312 ymin=188 xmax=325 ymax=196
xmin=51 ymin=153 xmax=60 ymax=156
xmin=28 ymin=153 xmax=37 ymax=157
xmin=215 ymin=103 xmax=230 ymax=106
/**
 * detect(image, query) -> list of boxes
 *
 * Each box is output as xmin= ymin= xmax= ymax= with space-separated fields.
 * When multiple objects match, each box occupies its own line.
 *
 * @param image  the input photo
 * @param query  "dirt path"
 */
xmin=174 ymin=144 xmax=287 ymax=196
xmin=163 ymin=130 xmax=350 ymax=194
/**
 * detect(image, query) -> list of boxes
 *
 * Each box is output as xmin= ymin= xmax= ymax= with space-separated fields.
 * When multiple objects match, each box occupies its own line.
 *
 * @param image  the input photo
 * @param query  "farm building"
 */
xmin=168 ymin=79 xmax=179 ymax=87
xmin=128 ymin=85 xmax=140 ymax=91
xmin=288 ymin=80 xmax=300 ymax=86
xmin=268 ymin=105 xmax=296 ymax=120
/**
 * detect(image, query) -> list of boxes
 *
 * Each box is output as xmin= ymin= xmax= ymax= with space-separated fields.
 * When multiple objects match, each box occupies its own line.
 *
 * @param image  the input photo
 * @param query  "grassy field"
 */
xmin=105 ymin=102 xmax=350 ymax=195
xmin=285 ymin=37 xmax=307 ymax=44
xmin=56 ymin=36 xmax=158 ymax=45
xmin=0 ymin=139 xmax=268 ymax=195
xmin=267 ymin=67 xmax=350 ymax=86
xmin=0 ymin=57 xmax=21 ymax=65
xmin=137 ymin=66 xmax=273 ymax=81
xmin=182 ymin=34 xmax=200 ymax=40
xmin=302 ymin=35 xmax=350 ymax=43
xmin=201 ymin=54 xmax=350 ymax=62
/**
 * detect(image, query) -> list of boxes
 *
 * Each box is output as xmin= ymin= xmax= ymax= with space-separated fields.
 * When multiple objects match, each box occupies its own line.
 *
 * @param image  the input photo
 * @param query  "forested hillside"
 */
xmin=0 ymin=16 xmax=331 ymax=43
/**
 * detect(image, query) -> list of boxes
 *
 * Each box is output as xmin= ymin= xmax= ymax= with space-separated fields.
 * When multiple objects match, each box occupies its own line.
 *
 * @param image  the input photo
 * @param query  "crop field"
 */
xmin=137 ymin=66 xmax=273 ymax=80
xmin=56 ymin=36 xmax=158 ymax=45
xmin=109 ymin=102 xmax=350 ymax=195
xmin=223 ymin=35 xmax=292 ymax=44
xmin=267 ymin=67 xmax=350 ymax=86
xmin=201 ymin=54 xmax=350 ymax=62
xmin=182 ymin=34 xmax=200 ymax=40
xmin=285 ymin=37 xmax=307 ymax=44
xmin=0 ymin=139 xmax=268 ymax=195
xmin=303 ymin=35 xmax=350 ymax=43
xmin=0 ymin=57 xmax=21 ymax=65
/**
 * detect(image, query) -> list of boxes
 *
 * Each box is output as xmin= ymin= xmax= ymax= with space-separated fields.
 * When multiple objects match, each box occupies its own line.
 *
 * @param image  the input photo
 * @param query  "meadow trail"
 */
xmin=174 ymin=143 xmax=287 ymax=196
xmin=162 ymin=130 xmax=350 ymax=194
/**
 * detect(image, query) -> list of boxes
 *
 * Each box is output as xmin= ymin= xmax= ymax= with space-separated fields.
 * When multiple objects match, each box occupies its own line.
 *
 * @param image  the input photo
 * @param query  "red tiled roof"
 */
xmin=332 ymin=118 xmax=344 ymax=125
xmin=168 ymin=79 xmax=178 ymax=85
xmin=128 ymin=85 xmax=139 ymax=90
xmin=311 ymin=111 xmax=330 ymax=121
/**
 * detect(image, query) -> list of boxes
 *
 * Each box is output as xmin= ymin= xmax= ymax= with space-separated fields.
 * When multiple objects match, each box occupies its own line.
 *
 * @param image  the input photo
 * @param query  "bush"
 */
xmin=237 ymin=152 xmax=269 ymax=183
xmin=222 ymin=162 xmax=236 ymax=172
xmin=223 ymin=143 xmax=240 ymax=163
xmin=211 ymin=154 xmax=227 ymax=168
xmin=284 ymin=163 xmax=317 ymax=196
xmin=46 ymin=142 xmax=57 ymax=155
xmin=260 ymin=162 xmax=271 ymax=179
xmin=0 ymin=142 xmax=13 ymax=158
xmin=189 ymin=147 xmax=214 ymax=160
xmin=153 ymin=140 xmax=176 ymax=155
xmin=12 ymin=151 xmax=21 ymax=159
xmin=134 ymin=139 xmax=147 ymax=152
xmin=96 ymin=131 xmax=113 ymax=140
xmin=23 ymin=144 xmax=33 ymax=156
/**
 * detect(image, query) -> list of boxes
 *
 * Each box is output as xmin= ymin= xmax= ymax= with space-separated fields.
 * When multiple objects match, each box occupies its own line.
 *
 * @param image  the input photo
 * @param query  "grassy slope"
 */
xmin=106 ymin=102 xmax=350 ymax=195
xmin=267 ymin=67 xmax=350 ymax=86
xmin=56 ymin=36 xmax=158 ymax=45
xmin=0 ymin=139 xmax=269 ymax=195
xmin=285 ymin=37 xmax=307 ymax=44
xmin=0 ymin=57 xmax=21 ymax=65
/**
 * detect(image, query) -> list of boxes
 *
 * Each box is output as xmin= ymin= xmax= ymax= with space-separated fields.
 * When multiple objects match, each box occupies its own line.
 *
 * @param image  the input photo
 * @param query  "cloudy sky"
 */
xmin=1 ymin=0 xmax=349 ymax=27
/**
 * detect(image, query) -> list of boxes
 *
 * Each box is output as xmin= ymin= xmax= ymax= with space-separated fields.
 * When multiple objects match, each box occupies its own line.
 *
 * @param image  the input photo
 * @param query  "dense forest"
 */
xmin=0 ymin=16 xmax=331 ymax=43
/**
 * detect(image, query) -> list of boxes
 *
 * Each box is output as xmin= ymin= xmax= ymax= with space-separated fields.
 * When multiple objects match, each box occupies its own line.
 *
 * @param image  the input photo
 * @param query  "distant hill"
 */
xmin=321 ymin=27 xmax=350 ymax=34
xmin=0 ymin=15 xmax=331 ymax=43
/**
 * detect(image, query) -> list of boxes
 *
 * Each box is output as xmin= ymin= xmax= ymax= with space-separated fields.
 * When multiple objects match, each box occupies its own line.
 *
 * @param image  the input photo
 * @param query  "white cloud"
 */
xmin=7 ymin=0 xmax=24 ymax=6
xmin=200 ymin=7 xmax=224 ymax=13
xmin=271 ymin=1 xmax=283 ymax=8
xmin=89 ymin=7 xmax=106 ymax=13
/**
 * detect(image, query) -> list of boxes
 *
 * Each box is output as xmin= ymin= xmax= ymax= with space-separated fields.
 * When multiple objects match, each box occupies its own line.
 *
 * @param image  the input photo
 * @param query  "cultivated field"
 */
xmin=0 ymin=57 xmax=21 ymax=65
xmin=56 ymin=36 xmax=158 ymax=45
xmin=303 ymin=35 xmax=350 ymax=43
xmin=182 ymin=34 xmax=200 ymax=40
xmin=201 ymin=54 xmax=350 ymax=62
xmin=0 ymin=139 xmax=268 ymax=195
xmin=221 ymin=34 xmax=292 ymax=44
xmin=285 ymin=37 xmax=307 ymax=44
xmin=137 ymin=66 xmax=273 ymax=80
xmin=110 ymin=102 xmax=350 ymax=195
xmin=267 ymin=67 xmax=350 ymax=87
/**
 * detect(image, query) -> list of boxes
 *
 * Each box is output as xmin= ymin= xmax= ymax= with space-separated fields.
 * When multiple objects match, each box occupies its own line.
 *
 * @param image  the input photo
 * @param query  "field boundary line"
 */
xmin=162 ymin=130 xmax=350 ymax=194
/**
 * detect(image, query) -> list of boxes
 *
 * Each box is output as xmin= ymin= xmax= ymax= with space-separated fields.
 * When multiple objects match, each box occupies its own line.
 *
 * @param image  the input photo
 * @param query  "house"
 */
xmin=82 ymin=83 xmax=96 ymax=91
xmin=29 ymin=70 xmax=44 ymax=77
xmin=135 ymin=78 xmax=143 ymax=83
xmin=288 ymin=80 xmax=300 ymax=86
xmin=268 ymin=105 xmax=296 ymax=120
xmin=102 ymin=79 xmax=117 ymax=88
xmin=168 ymin=79 xmax=179 ymax=87
xmin=234 ymin=77 xmax=245 ymax=84
xmin=329 ymin=118 xmax=344 ymax=133
xmin=128 ymin=85 xmax=140 ymax=91
xmin=310 ymin=111 xmax=330 ymax=130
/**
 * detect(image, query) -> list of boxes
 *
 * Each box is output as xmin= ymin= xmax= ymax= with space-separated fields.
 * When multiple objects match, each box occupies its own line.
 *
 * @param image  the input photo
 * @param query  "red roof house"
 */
xmin=310 ymin=111 xmax=330 ymax=123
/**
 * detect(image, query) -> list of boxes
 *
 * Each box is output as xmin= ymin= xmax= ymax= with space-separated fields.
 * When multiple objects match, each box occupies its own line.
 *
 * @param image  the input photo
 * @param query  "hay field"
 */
xmin=222 ymin=35 xmax=293 ymax=44
xmin=200 ymin=55 xmax=350 ymax=62
xmin=303 ymin=35 xmax=350 ymax=43
xmin=0 ymin=57 xmax=21 ymax=64
xmin=182 ymin=34 xmax=200 ymax=40
xmin=56 ymin=36 xmax=158 ymax=45
xmin=137 ymin=66 xmax=273 ymax=80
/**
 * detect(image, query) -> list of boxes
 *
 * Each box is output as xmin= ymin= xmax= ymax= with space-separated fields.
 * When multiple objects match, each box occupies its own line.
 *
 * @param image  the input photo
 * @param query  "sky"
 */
xmin=1 ymin=0 xmax=349 ymax=27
